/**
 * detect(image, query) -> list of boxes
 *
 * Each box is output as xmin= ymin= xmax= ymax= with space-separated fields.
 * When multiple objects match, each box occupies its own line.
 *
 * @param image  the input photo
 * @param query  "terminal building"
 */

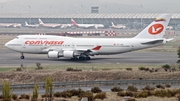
xmin=0 ymin=13 xmax=179 ymax=29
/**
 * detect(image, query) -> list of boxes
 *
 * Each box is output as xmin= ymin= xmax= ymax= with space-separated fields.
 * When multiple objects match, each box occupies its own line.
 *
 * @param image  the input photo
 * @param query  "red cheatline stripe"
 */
xmin=92 ymin=46 xmax=102 ymax=50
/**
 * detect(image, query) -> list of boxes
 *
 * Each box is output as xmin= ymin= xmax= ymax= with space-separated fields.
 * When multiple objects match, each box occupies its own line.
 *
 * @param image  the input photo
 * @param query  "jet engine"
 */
xmin=63 ymin=51 xmax=75 ymax=58
xmin=47 ymin=50 xmax=77 ymax=58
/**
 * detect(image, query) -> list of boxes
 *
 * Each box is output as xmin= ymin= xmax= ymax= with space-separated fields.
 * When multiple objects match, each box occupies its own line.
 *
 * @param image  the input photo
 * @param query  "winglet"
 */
xmin=92 ymin=46 xmax=102 ymax=50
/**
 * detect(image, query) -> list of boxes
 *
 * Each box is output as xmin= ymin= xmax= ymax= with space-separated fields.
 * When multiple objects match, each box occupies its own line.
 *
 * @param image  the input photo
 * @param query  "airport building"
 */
xmin=0 ymin=13 xmax=180 ymax=29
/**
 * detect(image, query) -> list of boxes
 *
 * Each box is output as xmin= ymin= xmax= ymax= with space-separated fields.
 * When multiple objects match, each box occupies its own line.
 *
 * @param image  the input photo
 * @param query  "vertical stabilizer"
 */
xmin=25 ymin=21 xmax=28 ymax=26
xmin=38 ymin=19 xmax=44 ymax=25
xmin=71 ymin=19 xmax=78 ymax=27
xmin=111 ymin=22 xmax=115 ymax=26
xmin=134 ymin=13 xmax=171 ymax=39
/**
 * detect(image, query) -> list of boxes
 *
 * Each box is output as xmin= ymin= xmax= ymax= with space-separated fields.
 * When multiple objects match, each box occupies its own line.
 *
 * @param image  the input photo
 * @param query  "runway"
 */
xmin=0 ymin=49 xmax=178 ymax=67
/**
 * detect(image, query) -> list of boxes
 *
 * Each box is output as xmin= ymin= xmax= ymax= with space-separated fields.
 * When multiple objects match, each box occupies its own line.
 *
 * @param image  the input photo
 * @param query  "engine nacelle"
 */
xmin=48 ymin=51 xmax=58 ymax=58
xmin=47 ymin=51 xmax=63 ymax=58
xmin=63 ymin=51 xmax=75 ymax=58
xmin=48 ymin=50 xmax=77 ymax=58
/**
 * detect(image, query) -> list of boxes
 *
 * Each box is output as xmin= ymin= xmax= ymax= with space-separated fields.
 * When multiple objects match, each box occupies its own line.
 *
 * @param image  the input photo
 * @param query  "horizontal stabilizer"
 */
xmin=141 ymin=39 xmax=164 ymax=45
xmin=166 ymin=38 xmax=174 ymax=42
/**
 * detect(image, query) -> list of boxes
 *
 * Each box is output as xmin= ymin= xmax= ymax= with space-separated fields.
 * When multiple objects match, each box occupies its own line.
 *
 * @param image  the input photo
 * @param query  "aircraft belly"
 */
xmin=97 ymin=47 xmax=131 ymax=54
xmin=21 ymin=46 xmax=42 ymax=54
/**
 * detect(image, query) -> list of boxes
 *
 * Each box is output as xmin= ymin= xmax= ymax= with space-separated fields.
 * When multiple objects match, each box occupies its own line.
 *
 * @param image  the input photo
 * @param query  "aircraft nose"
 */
xmin=5 ymin=41 xmax=11 ymax=49
xmin=5 ymin=42 xmax=9 ymax=48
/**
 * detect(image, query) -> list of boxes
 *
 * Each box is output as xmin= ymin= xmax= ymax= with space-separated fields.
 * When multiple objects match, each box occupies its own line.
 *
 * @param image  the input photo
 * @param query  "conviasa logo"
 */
xmin=25 ymin=40 xmax=64 ymax=45
xmin=148 ymin=24 xmax=164 ymax=35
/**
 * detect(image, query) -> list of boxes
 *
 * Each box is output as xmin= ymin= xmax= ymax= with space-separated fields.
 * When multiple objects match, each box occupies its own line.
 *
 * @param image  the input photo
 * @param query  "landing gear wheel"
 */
xmin=79 ymin=57 xmax=87 ymax=60
xmin=20 ymin=53 xmax=25 ymax=59
xmin=71 ymin=57 xmax=78 ymax=60
xmin=79 ymin=57 xmax=83 ymax=60
xmin=21 ymin=56 xmax=25 ymax=59
xmin=86 ymin=57 xmax=91 ymax=60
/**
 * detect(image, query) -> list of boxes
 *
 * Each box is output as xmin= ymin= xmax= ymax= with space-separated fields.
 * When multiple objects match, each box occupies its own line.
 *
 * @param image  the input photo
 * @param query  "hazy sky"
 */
xmin=0 ymin=0 xmax=179 ymax=13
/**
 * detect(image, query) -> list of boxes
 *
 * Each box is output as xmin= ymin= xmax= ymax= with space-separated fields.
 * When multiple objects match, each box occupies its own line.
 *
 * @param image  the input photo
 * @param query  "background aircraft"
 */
xmin=60 ymin=24 xmax=72 ymax=29
xmin=71 ymin=19 xmax=104 ymax=29
xmin=38 ymin=19 xmax=61 ymax=28
xmin=24 ymin=21 xmax=39 ymax=28
xmin=111 ymin=22 xmax=126 ymax=29
xmin=13 ymin=23 xmax=22 ymax=28
xmin=0 ymin=23 xmax=14 ymax=28
xmin=5 ymin=14 xmax=173 ymax=60
xmin=0 ymin=23 xmax=21 ymax=28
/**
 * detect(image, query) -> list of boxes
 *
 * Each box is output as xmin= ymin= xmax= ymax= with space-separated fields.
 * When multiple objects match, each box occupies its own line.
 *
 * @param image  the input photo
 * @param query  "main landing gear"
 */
xmin=20 ymin=53 xmax=25 ymax=59
xmin=71 ymin=56 xmax=91 ymax=61
xmin=79 ymin=56 xmax=91 ymax=60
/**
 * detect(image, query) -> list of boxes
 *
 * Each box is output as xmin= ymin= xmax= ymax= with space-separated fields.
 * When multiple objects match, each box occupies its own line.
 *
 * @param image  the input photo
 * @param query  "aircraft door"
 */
xmin=22 ymin=39 xmax=28 ymax=49
xmin=71 ymin=43 xmax=76 ymax=49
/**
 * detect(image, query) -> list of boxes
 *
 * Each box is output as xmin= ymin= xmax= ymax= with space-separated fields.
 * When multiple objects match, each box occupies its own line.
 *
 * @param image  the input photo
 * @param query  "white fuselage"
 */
xmin=39 ymin=24 xmax=61 ymax=28
xmin=24 ymin=24 xmax=39 ymax=28
xmin=5 ymin=35 xmax=165 ymax=55
xmin=75 ymin=24 xmax=104 ymax=29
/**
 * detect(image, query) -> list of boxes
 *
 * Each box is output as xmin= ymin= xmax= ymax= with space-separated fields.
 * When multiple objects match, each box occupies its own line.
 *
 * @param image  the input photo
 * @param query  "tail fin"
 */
xmin=111 ymin=22 xmax=115 ymax=26
xmin=71 ymin=19 xmax=78 ymax=27
xmin=134 ymin=13 xmax=171 ymax=39
xmin=38 ymin=19 xmax=44 ymax=25
xmin=25 ymin=21 xmax=28 ymax=26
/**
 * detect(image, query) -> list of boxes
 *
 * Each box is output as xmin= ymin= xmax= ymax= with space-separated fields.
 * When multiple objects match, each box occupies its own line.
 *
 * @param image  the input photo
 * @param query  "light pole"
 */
xmin=139 ymin=4 xmax=143 ymax=29
xmin=29 ymin=5 xmax=31 ymax=25
xmin=1 ymin=6 xmax=3 ymax=13
xmin=49 ymin=6 xmax=52 ymax=13
xmin=81 ymin=5 xmax=83 ymax=24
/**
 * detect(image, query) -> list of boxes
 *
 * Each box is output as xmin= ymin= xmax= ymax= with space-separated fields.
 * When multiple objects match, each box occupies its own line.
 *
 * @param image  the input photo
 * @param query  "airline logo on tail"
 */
xmin=148 ymin=24 xmax=164 ymax=35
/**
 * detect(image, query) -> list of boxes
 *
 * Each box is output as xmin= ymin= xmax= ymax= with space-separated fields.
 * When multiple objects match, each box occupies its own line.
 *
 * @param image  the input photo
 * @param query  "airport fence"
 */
xmin=0 ymin=79 xmax=180 ymax=90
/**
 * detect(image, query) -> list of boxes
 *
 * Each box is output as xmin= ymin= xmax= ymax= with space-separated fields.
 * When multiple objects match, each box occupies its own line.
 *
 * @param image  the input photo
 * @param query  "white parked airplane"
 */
xmin=60 ymin=24 xmax=72 ymax=29
xmin=71 ymin=19 xmax=104 ymax=29
xmin=5 ymin=14 xmax=173 ymax=60
xmin=0 ymin=23 xmax=14 ymax=28
xmin=24 ymin=21 xmax=39 ymax=28
xmin=38 ymin=19 xmax=61 ymax=28
xmin=0 ymin=23 xmax=21 ymax=28
xmin=13 ymin=23 xmax=22 ymax=28
xmin=111 ymin=22 xmax=126 ymax=29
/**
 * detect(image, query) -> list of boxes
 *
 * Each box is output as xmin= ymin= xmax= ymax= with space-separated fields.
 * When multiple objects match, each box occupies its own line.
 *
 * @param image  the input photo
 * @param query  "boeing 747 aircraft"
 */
xmin=5 ymin=14 xmax=173 ymax=60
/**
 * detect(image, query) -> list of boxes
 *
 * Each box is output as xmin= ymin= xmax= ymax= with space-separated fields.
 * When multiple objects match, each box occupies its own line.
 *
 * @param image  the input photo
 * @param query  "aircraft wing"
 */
xmin=43 ymin=46 xmax=102 ymax=53
xmin=73 ymin=46 xmax=102 ymax=52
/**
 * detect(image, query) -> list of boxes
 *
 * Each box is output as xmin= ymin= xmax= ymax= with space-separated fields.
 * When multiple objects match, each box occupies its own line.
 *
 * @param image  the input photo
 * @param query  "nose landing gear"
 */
xmin=20 ymin=53 xmax=25 ymax=59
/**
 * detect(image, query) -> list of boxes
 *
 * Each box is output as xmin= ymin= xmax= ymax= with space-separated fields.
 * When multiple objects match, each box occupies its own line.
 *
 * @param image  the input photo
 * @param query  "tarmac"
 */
xmin=0 ymin=49 xmax=178 ymax=67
